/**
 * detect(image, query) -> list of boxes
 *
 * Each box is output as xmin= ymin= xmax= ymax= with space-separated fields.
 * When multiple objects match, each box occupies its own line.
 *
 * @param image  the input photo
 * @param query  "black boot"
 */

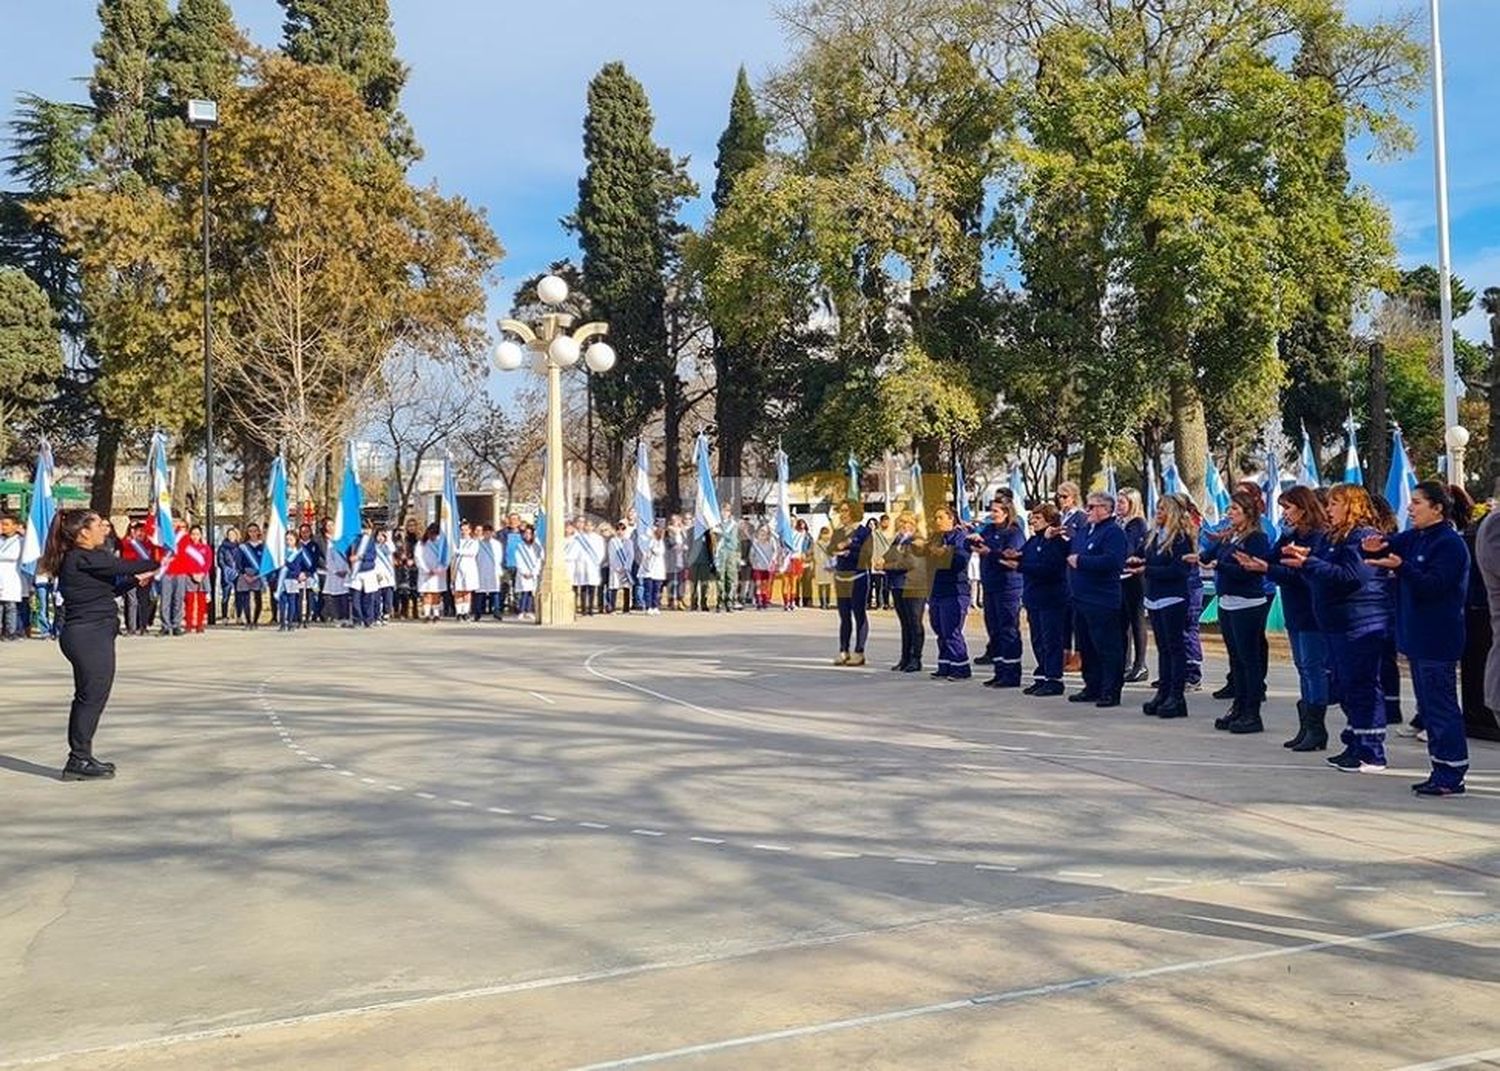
xmin=61 ymin=757 xmax=115 ymax=781
xmin=1142 ymin=687 xmax=1166 ymax=717
xmin=1212 ymin=682 xmax=1235 ymax=700
xmin=1283 ymin=700 xmax=1309 ymax=749
xmin=1214 ymin=702 xmax=1238 ymax=731
xmin=1291 ymin=704 xmax=1329 ymax=751
xmin=1156 ymin=695 xmax=1189 ymax=719
xmin=1227 ymin=704 xmax=1264 ymax=734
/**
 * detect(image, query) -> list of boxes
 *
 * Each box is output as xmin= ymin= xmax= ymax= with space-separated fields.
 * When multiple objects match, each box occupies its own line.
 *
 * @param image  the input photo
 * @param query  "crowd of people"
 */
xmin=5 ymin=477 xmax=1489 ymax=797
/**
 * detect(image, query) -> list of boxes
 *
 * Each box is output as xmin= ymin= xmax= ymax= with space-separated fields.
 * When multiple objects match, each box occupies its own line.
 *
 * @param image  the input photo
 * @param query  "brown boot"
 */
xmin=1063 ymin=651 xmax=1082 ymax=673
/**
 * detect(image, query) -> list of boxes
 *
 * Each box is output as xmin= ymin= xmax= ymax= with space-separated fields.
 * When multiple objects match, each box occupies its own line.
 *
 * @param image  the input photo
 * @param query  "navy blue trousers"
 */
xmin=1027 ymin=604 xmax=1064 ymax=684
xmin=1328 ymin=630 xmax=1387 ymax=763
xmin=1074 ymin=602 xmax=1123 ymax=698
xmin=1149 ymin=602 xmax=1188 ymax=700
xmin=982 ymin=582 xmax=1023 ymax=685
xmin=929 ymin=591 xmax=972 ymax=677
xmin=1409 ymin=658 xmax=1468 ymax=787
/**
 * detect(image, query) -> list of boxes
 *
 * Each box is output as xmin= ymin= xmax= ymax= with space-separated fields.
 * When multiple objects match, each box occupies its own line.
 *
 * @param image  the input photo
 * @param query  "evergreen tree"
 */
xmin=707 ymin=67 xmax=770 ymax=489
xmin=277 ymin=0 xmax=415 ymax=161
xmin=573 ymin=62 xmax=681 ymax=516
xmin=88 ymin=0 xmax=171 ymax=182
xmin=0 ymin=268 xmax=66 ymax=462
xmin=156 ymin=0 xmax=240 ymax=104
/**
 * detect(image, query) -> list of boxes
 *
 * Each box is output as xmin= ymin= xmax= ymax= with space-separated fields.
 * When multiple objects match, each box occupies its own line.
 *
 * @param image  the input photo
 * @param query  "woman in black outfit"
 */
xmin=41 ymin=509 xmax=160 ymax=781
xmin=1116 ymin=489 xmax=1150 ymax=682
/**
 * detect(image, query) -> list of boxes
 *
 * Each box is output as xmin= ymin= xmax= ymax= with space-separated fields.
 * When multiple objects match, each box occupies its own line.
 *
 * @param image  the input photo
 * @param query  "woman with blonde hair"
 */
xmin=1280 ymin=483 xmax=1392 ymax=772
xmin=883 ymin=510 xmax=929 ymax=672
xmin=1116 ymin=488 xmax=1150 ymax=682
xmin=1132 ymin=494 xmax=1198 ymax=719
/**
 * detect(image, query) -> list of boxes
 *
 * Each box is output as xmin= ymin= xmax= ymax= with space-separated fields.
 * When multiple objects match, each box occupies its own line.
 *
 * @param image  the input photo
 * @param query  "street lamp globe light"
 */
xmin=537 ymin=274 xmax=569 ymax=306
xmin=548 ymin=334 xmax=581 ymax=368
xmin=585 ymin=341 xmax=616 ymax=373
xmin=495 ymin=339 xmax=524 ymax=371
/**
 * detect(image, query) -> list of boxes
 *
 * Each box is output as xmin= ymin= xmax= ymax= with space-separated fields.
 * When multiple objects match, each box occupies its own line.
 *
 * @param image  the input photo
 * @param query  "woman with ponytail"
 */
xmin=40 ymin=509 xmax=161 ymax=780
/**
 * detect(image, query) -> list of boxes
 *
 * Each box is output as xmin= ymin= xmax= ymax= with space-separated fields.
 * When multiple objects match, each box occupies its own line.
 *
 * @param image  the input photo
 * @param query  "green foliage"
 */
xmin=156 ymin=0 xmax=241 ymax=103
xmin=0 ymin=268 xmax=66 ymax=459
xmin=1396 ymin=264 xmax=1475 ymax=320
xmin=712 ymin=67 xmax=768 ymax=213
xmin=88 ymin=0 xmax=171 ymax=181
xmin=277 ymin=0 xmax=415 ymax=161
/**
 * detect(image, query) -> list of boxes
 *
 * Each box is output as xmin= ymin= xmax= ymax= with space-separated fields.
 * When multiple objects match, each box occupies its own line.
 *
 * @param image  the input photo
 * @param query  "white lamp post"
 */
xmin=1430 ymin=0 xmax=1460 ymax=480
xmin=1445 ymin=424 xmax=1470 ymax=488
xmin=495 ymin=275 xmax=613 ymax=626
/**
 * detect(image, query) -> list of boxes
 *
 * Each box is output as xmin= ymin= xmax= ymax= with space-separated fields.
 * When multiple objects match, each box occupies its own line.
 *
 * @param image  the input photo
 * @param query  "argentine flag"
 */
xmin=148 ymin=431 xmax=178 ymax=553
xmin=1104 ymin=462 xmax=1117 ymax=500
xmin=693 ymin=433 xmax=720 ymax=540
xmin=1262 ymin=449 xmax=1282 ymax=541
xmin=634 ymin=440 xmax=655 ymax=538
xmin=19 ymin=439 xmax=55 ymax=576
xmin=331 ymin=444 xmax=364 ymax=555
xmin=846 ymin=453 xmax=860 ymax=502
xmin=1342 ymin=412 xmax=1363 ymax=486
xmin=1297 ymin=424 xmax=1321 ymax=488
xmin=1385 ymin=427 xmax=1417 ymax=532
xmin=262 ymin=455 xmax=290 ymax=576
xmin=438 ymin=455 xmax=460 ymax=565
xmin=910 ymin=457 xmax=926 ymax=522
xmin=1204 ymin=461 xmax=1231 ymax=527
xmin=1008 ymin=463 xmax=1024 ymax=510
xmin=953 ymin=455 xmax=972 ymax=523
xmin=1144 ymin=458 xmax=1159 ymax=523
xmin=1161 ymin=457 xmax=1183 ymax=495
xmin=773 ymin=446 xmax=795 ymax=550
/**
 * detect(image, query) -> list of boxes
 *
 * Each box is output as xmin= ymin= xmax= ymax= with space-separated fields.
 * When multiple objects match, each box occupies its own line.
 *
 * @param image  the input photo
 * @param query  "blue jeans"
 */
xmin=1287 ymin=628 xmax=1329 ymax=705
xmin=1409 ymin=658 xmax=1467 ymax=786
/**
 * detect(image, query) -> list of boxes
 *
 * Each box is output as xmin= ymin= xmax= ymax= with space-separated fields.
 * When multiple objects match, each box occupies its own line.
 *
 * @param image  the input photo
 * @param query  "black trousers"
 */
xmin=61 ymin=618 xmax=117 ymax=762
xmin=1075 ymin=602 xmax=1123 ymax=699
xmin=894 ymin=593 xmax=926 ymax=666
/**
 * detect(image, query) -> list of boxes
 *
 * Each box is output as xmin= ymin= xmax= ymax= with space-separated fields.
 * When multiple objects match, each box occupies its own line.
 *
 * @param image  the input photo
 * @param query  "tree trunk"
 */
xmin=1079 ymin=439 xmax=1103 ymax=494
xmin=90 ymin=416 xmax=122 ymax=517
xmin=717 ymin=429 xmax=746 ymax=520
xmin=173 ymin=449 xmax=195 ymax=524
xmin=1368 ymin=340 xmax=1389 ymax=491
xmin=1052 ymin=443 xmax=1069 ymax=490
xmin=604 ymin=436 xmax=626 ymax=520
xmin=1169 ymin=374 xmax=1210 ymax=505
xmin=662 ymin=375 xmax=683 ymax=515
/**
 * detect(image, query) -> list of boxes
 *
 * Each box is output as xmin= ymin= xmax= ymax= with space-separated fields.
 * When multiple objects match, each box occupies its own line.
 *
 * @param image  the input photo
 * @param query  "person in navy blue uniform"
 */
xmin=1239 ymin=486 xmax=1332 ymax=751
xmin=830 ymin=499 xmax=872 ymax=666
xmin=1131 ymin=494 xmax=1198 ymax=719
xmin=1280 ymin=483 xmax=1392 ymax=773
xmin=1116 ymin=489 xmax=1151 ymax=683
xmin=1017 ymin=503 xmax=1069 ymax=696
xmin=1368 ymin=494 xmax=1407 ymax=726
xmin=1361 ymin=481 xmax=1472 ymax=796
xmin=1056 ymin=481 xmax=1087 ymax=672
xmin=1203 ymin=490 xmax=1273 ymax=734
xmin=971 ymin=497 xmax=1026 ymax=688
xmin=1067 ymin=492 xmax=1128 ymax=707
xmin=882 ymin=510 xmax=928 ymax=673
xmin=921 ymin=505 xmax=973 ymax=679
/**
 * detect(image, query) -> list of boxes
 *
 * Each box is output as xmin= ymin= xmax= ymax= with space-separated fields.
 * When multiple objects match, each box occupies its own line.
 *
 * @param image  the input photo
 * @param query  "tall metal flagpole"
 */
xmin=1430 ymin=0 xmax=1460 ymax=478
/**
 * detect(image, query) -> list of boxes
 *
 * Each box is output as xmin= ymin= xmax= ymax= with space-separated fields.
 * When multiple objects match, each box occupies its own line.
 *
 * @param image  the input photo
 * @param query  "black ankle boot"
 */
xmin=1214 ymin=702 xmax=1238 ymax=731
xmin=1227 ymin=705 xmax=1264 ymax=734
xmin=1142 ymin=689 xmax=1166 ymax=716
xmin=1156 ymin=695 xmax=1188 ymax=719
xmin=1291 ymin=703 xmax=1329 ymax=751
xmin=1283 ymin=700 xmax=1309 ymax=749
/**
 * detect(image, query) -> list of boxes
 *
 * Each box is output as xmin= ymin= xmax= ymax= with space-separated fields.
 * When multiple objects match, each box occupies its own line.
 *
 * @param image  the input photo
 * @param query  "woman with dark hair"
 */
xmin=1282 ymin=483 xmax=1391 ymax=772
xmin=1240 ymin=485 xmax=1331 ymax=750
xmin=415 ymin=522 xmax=447 ymax=622
xmin=972 ymin=496 xmax=1026 ymax=688
xmin=1362 ymin=481 xmax=1472 ymax=795
xmin=921 ymin=506 xmax=973 ymax=680
xmin=1133 ymin=493 xmax=1198 ymax=719
xmin=1018 ymin=503 xmax=1070 ymax=696
xmin=830 ymin=499 xmax=872 ymax=666
xmin=41 ymin=509 xmax=161 ymax=780
xmin=1202 ymin=490 xmax=1272 ymax=733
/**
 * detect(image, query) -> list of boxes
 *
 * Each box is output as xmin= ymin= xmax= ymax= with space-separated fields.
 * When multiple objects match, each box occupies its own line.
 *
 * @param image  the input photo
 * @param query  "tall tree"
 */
xmin=277 ymin=0 xmax=415 ymax=162
xmin=88 ymin=0 xmax=171 ymax=184
xmin=572 ymin=62 xmax=687 ymax=517
xmin=1485 ymin=287 xmax=1500 ymax=488
xmin=156 ymin=0 xmax=240 ymax=104
xmin=0 ymin=268 xmax=65 ymax=461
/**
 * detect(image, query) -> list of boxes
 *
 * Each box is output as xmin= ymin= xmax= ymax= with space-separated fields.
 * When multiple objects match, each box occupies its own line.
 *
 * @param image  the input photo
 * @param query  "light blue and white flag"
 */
xmin=1144 ymin=458 xmax=1159 ymax=522
xmin=693 ymin=432 xmax=720 ymax=540
xmin=634 ymin=440 xmax=655 ymax=538
xmin=1104 ymin=461 xmax=1117 ymax=500
xmin=846 ymin=452 xmax=860 ymax=502
xmin=438 ymin=454 xmax=460 ymax=565
xmin=1342 ymin=412 xmax=1363 ymax=486
xmin=1297 ymin=424 xmax=1320 ymax=488
xmin=1385 ymin=426 xmax=1417 ymax=532
xmin=1161 ymin=456 xmax=1183 ymax=495
xmin=953 ymin=455 xmax=972 ymax=523
xmin=1262 ymin=449 xmax=1282 ymax=541
xmin=261 ymin=454 xmax=289 ymax=577
xmin=910 ymin=457 xmax=926 ymax=520
xmin=331 ymin=443 xmax=364 ymax=555
xmin=1204 ymin=460 xmax=1231 ymax=526
xmin=1008 ymin=463 xmax=1025 ymax=509
xmin=19 ymin=439 xmax=55 ymax=576
xmin=148 ymin=430 xmax=178 ymax=553
xmin=773 ymin=445 xmax=795 ymax=550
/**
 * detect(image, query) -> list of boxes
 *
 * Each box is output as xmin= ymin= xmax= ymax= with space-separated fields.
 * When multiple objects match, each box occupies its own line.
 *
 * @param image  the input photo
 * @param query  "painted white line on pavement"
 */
xmin=631 ymin=829 xmax=665 ymax=837
xmin=486 ymin=806 xmax=511 ymax=815
xmin=566 ymin=913 xmax=1500 ymax=1071
xmin=385 ymin=785 xmax=404 ymax=792
xmin=1388 ymin=1047 xmax=1500 ymax=1071
xmin=528 ymin=691 xmax=556 ymax=705
xmin=449 ymin=800 xmax=474 ymax=808
xmin=1146 ymin=877 xmax=1192 ymax=885
xmin=894 ymin=858 xmax=938 ymax=866
xmin=530 ymin=814 xmax=558 ymax=823
xmin=1058 ymin=871 xmax=1104 ymax=879
xmin=822 ymin=851 xmax=861 ymax=859
xmin=578 ymin=822 xmax=611 ymax=829
xmin=337 ymin=770 xmax=354 ymax=777
xmin=690 ymin=836 xmax=724 ymax=845
xmin=1335 ymin=885 xmax=1386 ymax=893
xmin=1238 ymin=879 xmax=1287 ymax=887
xmin=414 ymin=792 xmax=437 ymax=800
xmin=359 ymin=777 xmax=377 ymax=785
xmin=975 ymin=863 xmax=1018 ymax=872
xmin=1431 ymin=889 xmax=1486 ymax=898
xmin=752 ymin=844 xmax=792 ymax=853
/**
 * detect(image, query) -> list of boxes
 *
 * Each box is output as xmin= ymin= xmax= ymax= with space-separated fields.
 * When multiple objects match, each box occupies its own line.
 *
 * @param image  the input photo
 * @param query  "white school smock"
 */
xmin=476 ymin=538 xmax=499 ymax=592
xmin=607 ymin=536 xmax=634 ymax=589
xmin=749 ymin=539 xmax=778 ymax=572
xmin=415 ymin=541 xmax=448 ymax=593
xmin=0 ymin=533 xmax=23 ymax=602
xmin=373 ymin=543 xmax=396 ymax=590
xmin=583 ymin=533 xmax=605 ymax=586
xmin=452 ymin=536 xmax=480 ymax=591
xmin=641 ymin=535 xmax=667 ymax=581
xmin=514 ymin=541 xmax=543 ymax=593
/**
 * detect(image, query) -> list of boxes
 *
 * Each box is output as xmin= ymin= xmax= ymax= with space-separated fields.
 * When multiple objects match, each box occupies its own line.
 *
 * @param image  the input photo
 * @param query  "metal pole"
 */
xmin=539 ymin=355 xmax=574 ymax=625
xmin=200 ymin=127 xmax=217 ymax=625
xmin=585 ymin=369 xmax=594 ymax=517
xmin=1430 ymin=0 xmax=1459 ymax=477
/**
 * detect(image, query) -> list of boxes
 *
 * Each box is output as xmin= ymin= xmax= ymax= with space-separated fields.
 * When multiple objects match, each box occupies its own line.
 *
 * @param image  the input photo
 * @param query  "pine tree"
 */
xmin=88 ymin=0 xmax=171 ymax=182
xmin=0 ymin=268 xmax=65 ymax=462
xmin=277 ymin=0 xmax=415 ymax=161
xmin=708 ymin=67 xmax=769 ymax=488
xmin=156 ymin=0 xmax=240 ymax=104
xmin=573 ymin=62 xmax=680 ymax=517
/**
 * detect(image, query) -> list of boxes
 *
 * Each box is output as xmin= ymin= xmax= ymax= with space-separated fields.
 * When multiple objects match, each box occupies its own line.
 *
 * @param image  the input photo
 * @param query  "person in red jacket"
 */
xmin=177 ymin=524 xmax=214 ymax=632
xmin=118 ymin=521 xmax=161 ymax=636
xmin=159 ymin=521 xmax=195 ymax=636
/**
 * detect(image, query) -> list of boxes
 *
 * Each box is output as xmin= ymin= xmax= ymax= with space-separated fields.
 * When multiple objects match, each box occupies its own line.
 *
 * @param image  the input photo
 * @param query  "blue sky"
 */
xmin=4 ymin=0 xmax=1497 ymax=347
